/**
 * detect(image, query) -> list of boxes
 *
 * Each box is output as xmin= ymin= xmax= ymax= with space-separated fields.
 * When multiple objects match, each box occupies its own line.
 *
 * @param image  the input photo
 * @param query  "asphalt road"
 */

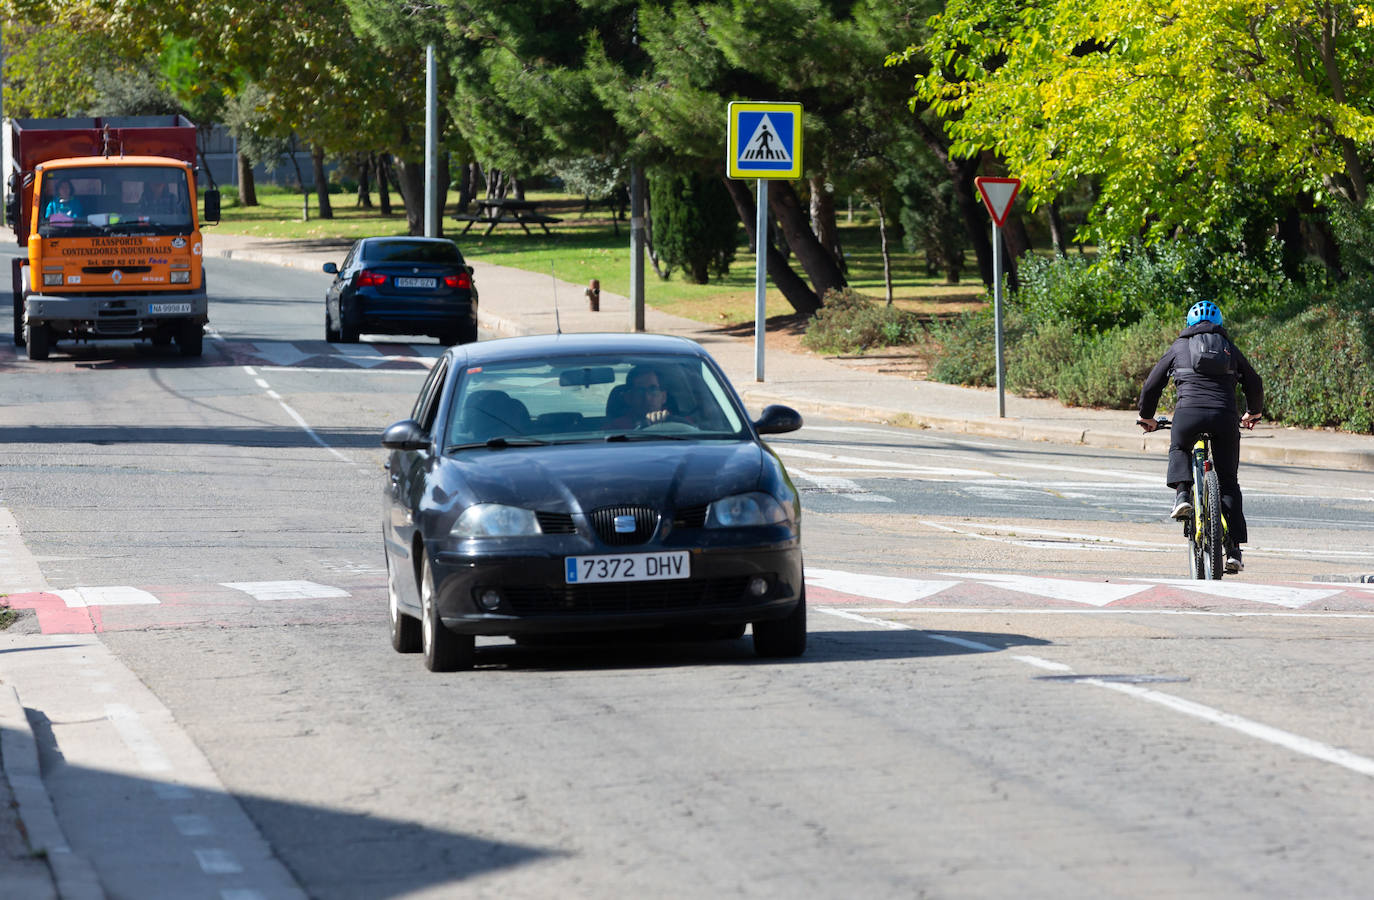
xmin=2 ymin=253 xmax=1373 ymax=898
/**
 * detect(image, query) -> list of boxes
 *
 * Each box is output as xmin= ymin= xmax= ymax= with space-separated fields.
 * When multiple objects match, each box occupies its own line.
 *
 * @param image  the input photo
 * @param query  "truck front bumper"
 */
xmin=25 ymin=290 xmax=208 ymax=337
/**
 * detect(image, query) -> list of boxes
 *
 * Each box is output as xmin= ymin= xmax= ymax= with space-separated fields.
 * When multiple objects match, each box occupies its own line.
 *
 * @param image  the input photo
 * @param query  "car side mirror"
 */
xmin=323 ymin=262 xmax=339 ymax=275
xmin=203 ymin=189 xmax=220 ymax=225
xmin=753 ymin=404 xmax=803 ymax=435
xmin=381 ymin=419 xmax=429 ymax=451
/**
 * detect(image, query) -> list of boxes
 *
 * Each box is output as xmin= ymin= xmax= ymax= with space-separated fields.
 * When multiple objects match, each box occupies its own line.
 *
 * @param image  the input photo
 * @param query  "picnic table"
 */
xmin=453 ymin=198 xmax=563 ymax=236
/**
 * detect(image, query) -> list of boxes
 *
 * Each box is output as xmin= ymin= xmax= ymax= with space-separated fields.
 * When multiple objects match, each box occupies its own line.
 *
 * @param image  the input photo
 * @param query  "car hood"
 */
xmin=436 ymin=440 xmax=767 ymax=512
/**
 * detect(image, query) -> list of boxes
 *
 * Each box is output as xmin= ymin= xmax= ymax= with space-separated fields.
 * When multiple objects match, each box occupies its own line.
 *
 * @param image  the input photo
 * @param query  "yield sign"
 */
xmin=975 ymin=176 xmax=1021 ymax=226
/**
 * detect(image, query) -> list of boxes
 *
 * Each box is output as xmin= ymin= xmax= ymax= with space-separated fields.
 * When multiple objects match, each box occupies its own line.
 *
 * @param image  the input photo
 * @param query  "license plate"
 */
xmin=395 ymin=277 xmax=436 ymax=289
xmin=149 ymin=303 xmax=192 ymax=314
xmin=565 ymin=551 xmax=690 ymax=584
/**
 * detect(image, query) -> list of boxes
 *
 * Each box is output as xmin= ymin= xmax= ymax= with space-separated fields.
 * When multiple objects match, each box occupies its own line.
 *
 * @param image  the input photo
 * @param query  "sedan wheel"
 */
xmin=388 ymin=555 xmax=421 ymax=653
xmin=420 ymin=551 xmax=475 ymax=671
xmin=752 ymin=587 xmax=807 ymax=658
xmin=325 ymin=309 xmax=341 ymax=343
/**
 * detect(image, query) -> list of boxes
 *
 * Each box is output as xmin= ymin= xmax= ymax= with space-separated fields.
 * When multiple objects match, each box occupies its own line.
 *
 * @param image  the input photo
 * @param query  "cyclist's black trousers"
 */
xmin=1166 ymin=406 xmax=1248 ymax=544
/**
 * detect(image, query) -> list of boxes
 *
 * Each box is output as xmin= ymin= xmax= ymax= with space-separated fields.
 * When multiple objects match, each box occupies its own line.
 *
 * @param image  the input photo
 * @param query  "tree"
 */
xmin=903 ymin=0 xmax=1374 ymax=270
xmin=650 ymin=170 xmax=738 ymax=283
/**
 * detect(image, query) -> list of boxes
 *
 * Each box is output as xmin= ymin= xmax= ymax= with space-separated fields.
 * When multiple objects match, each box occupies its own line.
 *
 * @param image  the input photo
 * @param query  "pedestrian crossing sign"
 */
xmin=727 ymin=101 xmax=803 ymax=179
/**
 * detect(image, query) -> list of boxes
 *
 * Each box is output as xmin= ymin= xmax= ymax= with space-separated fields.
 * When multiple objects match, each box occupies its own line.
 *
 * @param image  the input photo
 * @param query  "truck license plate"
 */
xmin=565 ymin=551 xmax=690 ymax=584
xmin=150 ymin=303 xmax=193 ymax=314
xmin=395 ymin=277 xmax=436 ymax=289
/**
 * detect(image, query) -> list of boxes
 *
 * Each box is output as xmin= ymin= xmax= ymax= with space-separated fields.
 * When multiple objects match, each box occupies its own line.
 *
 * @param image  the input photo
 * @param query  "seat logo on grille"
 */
xmin=614 ymin=515 xmax=636 ymax=533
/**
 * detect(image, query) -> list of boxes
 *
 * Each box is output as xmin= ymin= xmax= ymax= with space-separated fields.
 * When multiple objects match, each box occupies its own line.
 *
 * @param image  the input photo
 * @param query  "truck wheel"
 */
xmin=177 ymin=321 xmax=204 ymax=357
xmin=26 ymin=323 xmax=50 ymax=360
xmin=12 ymin=293 xmax=22 ymax=347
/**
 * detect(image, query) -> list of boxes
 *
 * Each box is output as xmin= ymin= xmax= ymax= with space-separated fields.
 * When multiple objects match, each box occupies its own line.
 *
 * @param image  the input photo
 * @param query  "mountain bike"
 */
xmin=1151 ymin=417 xmax=1228 ymax=580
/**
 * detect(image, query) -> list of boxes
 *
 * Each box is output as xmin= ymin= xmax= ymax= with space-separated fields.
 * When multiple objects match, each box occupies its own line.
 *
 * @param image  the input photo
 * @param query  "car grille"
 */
xmin=501 ymin=577 xmax=754 ymax=615
xmin=589 ymin=505 xmax=660 ymax=545
xmin=535 ymin=511 xmax=576 ymax=534
xmin=673 ymin=504 xmax=709 ymax=528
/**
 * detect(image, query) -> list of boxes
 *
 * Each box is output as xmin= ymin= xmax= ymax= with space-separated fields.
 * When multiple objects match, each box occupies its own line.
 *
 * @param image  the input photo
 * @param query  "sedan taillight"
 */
xmin=357 ymin=269 xmax=387 ymax=287
xmin=444 ymin=271 xmax=472 ymax=290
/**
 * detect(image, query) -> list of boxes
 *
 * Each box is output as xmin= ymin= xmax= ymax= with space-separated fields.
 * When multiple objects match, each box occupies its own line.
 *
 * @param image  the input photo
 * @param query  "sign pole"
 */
xmin=991 ymin=222 xmax=1005 ymax=418
xmin=755 ymin=179 xmax=768 ymax=382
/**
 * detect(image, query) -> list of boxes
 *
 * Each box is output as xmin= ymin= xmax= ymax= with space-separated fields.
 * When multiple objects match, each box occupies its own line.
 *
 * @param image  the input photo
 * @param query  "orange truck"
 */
xmin=5 ymin=115 xmax=220 ymax=359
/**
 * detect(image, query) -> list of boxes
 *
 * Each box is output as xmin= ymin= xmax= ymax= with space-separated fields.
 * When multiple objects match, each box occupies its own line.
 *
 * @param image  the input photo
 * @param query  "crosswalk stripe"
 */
xmin=220 ymin=581 xmax=351 ymax=601
xmin=807 ymin=568 xmax=957 ymax=603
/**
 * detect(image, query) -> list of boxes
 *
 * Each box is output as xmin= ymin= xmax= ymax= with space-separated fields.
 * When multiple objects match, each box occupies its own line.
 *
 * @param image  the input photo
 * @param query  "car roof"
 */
xmin=361 ymin=236 xmax=456 ymax=248
xmin=448 ymin=333 xmax=711 ymax=367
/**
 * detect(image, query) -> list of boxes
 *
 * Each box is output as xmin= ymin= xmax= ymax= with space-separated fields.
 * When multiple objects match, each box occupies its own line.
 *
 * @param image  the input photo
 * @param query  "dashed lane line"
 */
xmin=816 ymin=607 xmax=1374 ymax=780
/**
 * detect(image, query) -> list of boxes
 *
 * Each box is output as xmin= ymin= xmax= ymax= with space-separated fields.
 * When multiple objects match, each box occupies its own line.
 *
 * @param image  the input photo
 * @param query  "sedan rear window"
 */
xmin=365 ymin=240 xmax=463 ymax=263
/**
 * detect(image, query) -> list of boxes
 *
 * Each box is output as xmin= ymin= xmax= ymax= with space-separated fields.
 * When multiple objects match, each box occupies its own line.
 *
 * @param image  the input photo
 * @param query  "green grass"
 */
xmin=214 ymin=188 xmax=987 ymax=326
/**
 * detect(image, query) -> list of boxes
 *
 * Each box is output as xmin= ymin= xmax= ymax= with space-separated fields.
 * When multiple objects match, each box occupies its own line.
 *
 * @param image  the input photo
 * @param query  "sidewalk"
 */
xmin=203 ymin=231 xmax=1374 ymax=473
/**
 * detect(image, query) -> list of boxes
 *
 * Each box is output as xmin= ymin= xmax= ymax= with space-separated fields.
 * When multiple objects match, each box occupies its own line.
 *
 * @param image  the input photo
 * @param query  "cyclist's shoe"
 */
xmin=1170 ymin=488 xmax=1193 ymax=520
xmin=1225 ymin=548 xmax=1244 ymax=574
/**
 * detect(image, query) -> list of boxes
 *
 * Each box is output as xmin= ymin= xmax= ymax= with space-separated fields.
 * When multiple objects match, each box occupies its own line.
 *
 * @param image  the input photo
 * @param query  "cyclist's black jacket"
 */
xmin=1138 ymin=322 xmax=1264 ymax=420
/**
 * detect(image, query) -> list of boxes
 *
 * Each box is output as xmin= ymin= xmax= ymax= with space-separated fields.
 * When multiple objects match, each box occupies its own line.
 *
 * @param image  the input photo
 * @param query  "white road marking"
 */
xmin=919 ymin=519 xmax=1170 ymax=553
xmin=807 ymin=568 xmax=959 ymax=603
xmin=174 ymin=814 xmax=216 ymax=837
xmin=194 ymin=848 xmax=245 ymax=875
xmin=922 ymin=521 xmax=1174 ymax=550
xmin=221 ymin=580 xmax=351 ymax=601
xmin=939 ymin=572 xmax=1152 ymax=607
xmin=1133 ymin=578 xmax=1342 ymax=609
xmin=221 ymin=890 xmax=269 ymax=900
xmin=56 ymin=586 xmax=159 ymax=607
xmin=250 ymin=343 xmax=310 ymax=368
xmin=816 ymin=608 xmax=1374 ymax=779
xmin=106 ymin=703 xmax=172 ymax=774
xmin=786 ymin=465 xmax=893 ymax=502
xmin=242 ymin=366 xmax=352 ymax=464
xmin=819 ymin=608 xmax=910 ymax=629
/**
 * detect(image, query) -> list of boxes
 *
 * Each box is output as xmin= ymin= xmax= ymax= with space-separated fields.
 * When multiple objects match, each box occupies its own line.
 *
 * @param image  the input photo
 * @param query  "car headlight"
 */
xmin=705 ymin=492 xmax=790 ymax=528
xmin=451 ymin=504 xmax=541 ymax=537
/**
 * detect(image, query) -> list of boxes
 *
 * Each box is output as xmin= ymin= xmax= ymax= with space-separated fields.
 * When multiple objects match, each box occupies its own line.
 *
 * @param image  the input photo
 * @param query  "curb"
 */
xmin=0 ymin=685 xmax=105 ymax=900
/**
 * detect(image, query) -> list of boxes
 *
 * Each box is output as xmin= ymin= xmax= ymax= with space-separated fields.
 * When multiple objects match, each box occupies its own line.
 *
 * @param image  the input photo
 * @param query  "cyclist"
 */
xmin=1137 ymin=301 xmax=1263 ymax=573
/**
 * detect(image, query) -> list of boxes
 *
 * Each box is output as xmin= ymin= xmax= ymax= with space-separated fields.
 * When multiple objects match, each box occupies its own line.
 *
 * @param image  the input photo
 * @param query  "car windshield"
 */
xmin=38 ymin=165 xmax=192 ymax=236
xmin=365 ymin=240 xmax=462 ymax=264
xmin=444 ymin=354 xmax=749 ymax=450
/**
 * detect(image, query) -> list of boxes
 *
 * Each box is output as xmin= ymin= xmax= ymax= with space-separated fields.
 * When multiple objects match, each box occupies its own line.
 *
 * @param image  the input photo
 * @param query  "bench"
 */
xmin=452 ymin=210 xmax=563 ymax=236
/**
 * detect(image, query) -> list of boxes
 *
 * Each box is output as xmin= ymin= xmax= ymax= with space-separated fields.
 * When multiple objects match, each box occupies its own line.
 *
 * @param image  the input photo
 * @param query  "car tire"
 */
xmin=388 ymin=555 xmax=421 ymax=653
xmin=177 ymin=321 xmax=203 ymax=357
xmin=340 ymin=321 xmax=360 ymax=344
xmin=752 ymin=587 xmax=806 ymax=658
xmin=325 ymin=309 xmax=341 ymax=343
xmin=420 ymin=551 xmax=475 ymax=671
xmin=25 ymin=322 xmax=50 ymax=360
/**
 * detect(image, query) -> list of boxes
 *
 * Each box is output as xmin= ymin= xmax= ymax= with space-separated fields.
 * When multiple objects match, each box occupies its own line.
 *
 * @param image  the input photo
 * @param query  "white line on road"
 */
xmin=786 ymin=465 xmax=894 ymax=502
xmin=815 ymin=607 xmax=1374 ymax=779
xmin=194 ymin=848 xmax=245 ymax=875
xmin=820 ymin=606 xmax=1374 ymax=619
xmin=243 ymin=365 xmax=352 ymax=465
xmin=106 ymin=703 xmax=172 ymax=774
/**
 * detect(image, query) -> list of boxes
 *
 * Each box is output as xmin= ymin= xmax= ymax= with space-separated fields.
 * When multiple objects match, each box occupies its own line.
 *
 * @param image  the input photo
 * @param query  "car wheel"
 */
xmin=25 ymin=322 xmax=50 ymax=360
xmin=752 ymin=587 xmax=806 ymax=658
xmin=420 ymin=551 xmax=474 ymax=671
xmin=340 ymin=321 xmax=360 ymax=344
xmin=325 ymin=309 xmax=341 ymax=343
xmin=388 ymin=555 xmax=421 ymax=653
xmin=177 ymin=320 xmax=203 ymax=357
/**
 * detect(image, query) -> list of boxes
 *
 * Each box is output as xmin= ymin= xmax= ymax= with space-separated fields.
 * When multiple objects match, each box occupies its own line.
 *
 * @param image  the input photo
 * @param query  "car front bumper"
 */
xmin=430 ymin=543 xmax=803 ymax=636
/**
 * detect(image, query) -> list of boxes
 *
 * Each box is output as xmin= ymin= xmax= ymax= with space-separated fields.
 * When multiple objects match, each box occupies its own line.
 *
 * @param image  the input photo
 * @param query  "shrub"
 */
xmin=802 ymin=288 xmax=925 ymax=355
xmin=928 ymin=306 xmax=1005 ymax=386
xmin=1245 ymin=306 xmax=1374 ymax=432
xmin=648 ymin=171 xmax=738 ymax=283
xmin=1050 ymin=314 xmax=1178 ymax=409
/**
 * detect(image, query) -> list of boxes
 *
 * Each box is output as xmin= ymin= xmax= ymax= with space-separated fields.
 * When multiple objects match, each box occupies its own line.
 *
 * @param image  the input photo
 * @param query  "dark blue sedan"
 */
xmin=381 ymin=333 xmax=806 ymax=671
xmin=323 ymin=237 xmax=478 ymax=345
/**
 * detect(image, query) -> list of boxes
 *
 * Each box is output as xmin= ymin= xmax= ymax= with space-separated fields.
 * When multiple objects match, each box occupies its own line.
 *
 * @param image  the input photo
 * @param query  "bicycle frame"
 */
xmin=1185 ymin=434 xmax=1229 ymax=579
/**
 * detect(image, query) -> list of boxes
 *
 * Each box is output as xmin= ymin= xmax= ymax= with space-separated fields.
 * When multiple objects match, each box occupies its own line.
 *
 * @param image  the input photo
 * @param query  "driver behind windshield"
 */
xmin=610 ymin=366 xmax=672 ymax=429
xmin=44 ymin=179 xmax=85 ymax=221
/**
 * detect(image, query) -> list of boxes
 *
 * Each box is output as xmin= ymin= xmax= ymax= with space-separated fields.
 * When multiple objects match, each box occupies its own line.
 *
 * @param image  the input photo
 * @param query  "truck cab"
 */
xmin=6 ymin=116 xmax=220 ymax=360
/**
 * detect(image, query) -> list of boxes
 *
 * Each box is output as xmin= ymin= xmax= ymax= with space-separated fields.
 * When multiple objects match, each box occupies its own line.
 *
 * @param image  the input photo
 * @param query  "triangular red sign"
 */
xmin=975 ymin=177 xmax=1021 ymax=227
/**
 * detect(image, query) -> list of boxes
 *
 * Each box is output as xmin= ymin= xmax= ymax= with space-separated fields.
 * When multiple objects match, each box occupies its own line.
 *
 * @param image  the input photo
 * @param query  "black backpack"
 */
xmin=1188 ymin=332 xmax=1234 ymax=377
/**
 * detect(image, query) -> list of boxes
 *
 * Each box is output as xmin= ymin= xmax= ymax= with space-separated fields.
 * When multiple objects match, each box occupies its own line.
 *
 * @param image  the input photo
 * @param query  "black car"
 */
xmin=323 ymin=237 xmax=478 ymax=345
xmin=381 ymin=333 xmax=806 ymax=671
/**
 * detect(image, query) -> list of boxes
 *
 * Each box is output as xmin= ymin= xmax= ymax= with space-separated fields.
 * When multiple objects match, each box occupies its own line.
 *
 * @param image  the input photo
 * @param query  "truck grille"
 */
xmin=83 ymin=266 xmax=152 ymax=274
xmin=95 ymin=307 xmax=140 ymax=335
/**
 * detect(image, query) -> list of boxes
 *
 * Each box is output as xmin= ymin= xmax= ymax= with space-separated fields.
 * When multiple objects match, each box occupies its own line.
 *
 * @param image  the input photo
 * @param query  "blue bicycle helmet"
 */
xmin=1186 ymin=301 xmax=1223 ymax=327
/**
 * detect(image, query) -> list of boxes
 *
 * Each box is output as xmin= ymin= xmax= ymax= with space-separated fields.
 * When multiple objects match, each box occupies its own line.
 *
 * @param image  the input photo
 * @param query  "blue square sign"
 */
xmin=728 ymin=102 xmax=803 ymax=179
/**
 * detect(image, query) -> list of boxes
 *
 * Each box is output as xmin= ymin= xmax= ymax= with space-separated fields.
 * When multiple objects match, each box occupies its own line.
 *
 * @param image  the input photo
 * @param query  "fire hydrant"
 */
xmin=586 ymin=278 xmax=601 ymax=311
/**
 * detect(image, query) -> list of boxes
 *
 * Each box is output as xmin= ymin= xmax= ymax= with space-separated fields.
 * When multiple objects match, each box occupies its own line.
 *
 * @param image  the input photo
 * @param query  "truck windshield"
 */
xmin=38 ymin=166 xmax=192 ymax=236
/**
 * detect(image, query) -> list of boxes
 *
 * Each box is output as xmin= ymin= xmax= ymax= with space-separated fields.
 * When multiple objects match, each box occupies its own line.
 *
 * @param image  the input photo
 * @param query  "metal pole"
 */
xmin=629 ymin=165 xmax=645 ymax=332
xmin=992 ymin=222 xmax=1005 ymax=418
xmin=754 ymin=180 xmax=769 ymax=382
xmin=424 ymin=45 xmax=438 ymax=237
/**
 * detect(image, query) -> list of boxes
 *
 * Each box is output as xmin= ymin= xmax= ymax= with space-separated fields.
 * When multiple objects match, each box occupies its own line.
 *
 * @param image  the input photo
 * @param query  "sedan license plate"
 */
xmin=565 ymin=551 xmax=690 ymax=584
xmin=395 ymin=276 xmax=437 ymax=289
xmin=150 ymin=303 xmax=192 ymax=314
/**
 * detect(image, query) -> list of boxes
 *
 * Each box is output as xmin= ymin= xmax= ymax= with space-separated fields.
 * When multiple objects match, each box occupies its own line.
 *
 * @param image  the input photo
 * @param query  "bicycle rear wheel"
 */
xmin=1203 ymin=471 xmax=1225 ymax=579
